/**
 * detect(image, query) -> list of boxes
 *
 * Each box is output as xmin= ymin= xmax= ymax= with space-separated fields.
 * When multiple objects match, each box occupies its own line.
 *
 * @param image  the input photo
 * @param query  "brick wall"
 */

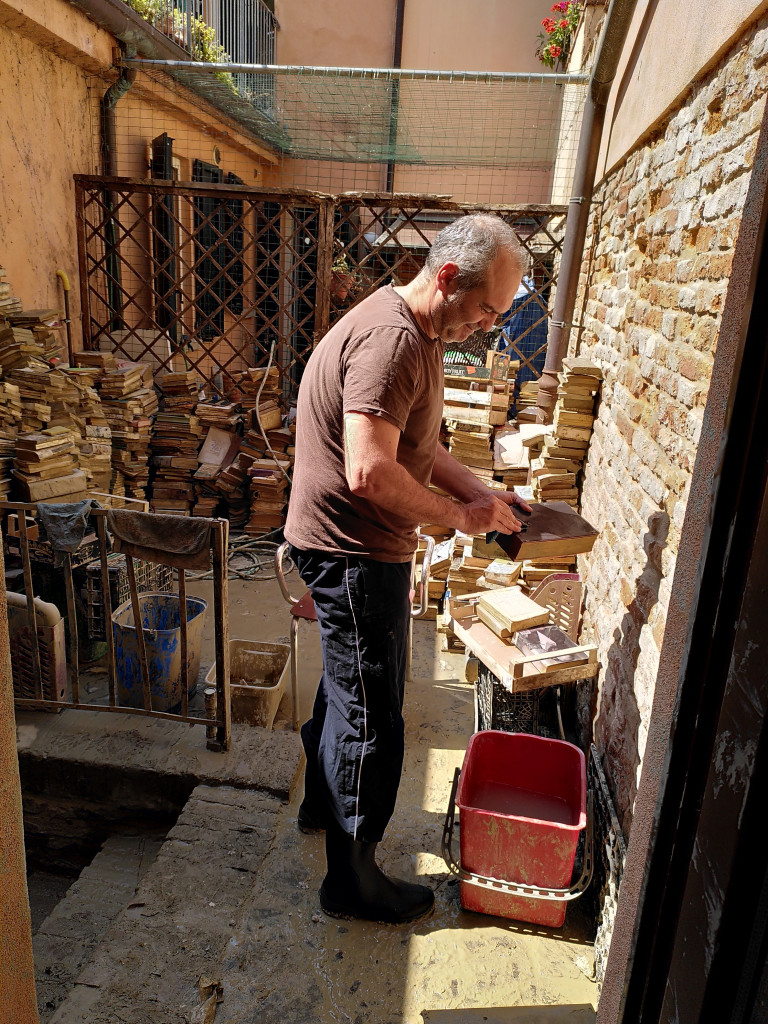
xmin=575 ymin=16 xmax=768 ymax=836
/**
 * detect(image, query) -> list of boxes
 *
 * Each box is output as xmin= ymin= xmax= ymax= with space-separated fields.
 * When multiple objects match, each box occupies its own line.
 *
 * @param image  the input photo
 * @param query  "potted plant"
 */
xmin=536 ymin=0 xmax=582 ymax=72
xmin=331 ymin=249 xmax=357 ymax=301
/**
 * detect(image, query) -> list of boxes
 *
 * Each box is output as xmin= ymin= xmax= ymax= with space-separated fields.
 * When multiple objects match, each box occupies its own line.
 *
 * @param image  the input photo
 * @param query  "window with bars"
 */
xmin=191 ymin=159 xmax=245 ymax=340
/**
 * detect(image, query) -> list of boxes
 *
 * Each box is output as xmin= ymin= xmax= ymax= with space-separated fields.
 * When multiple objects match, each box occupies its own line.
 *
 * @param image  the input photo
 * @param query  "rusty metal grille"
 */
xmin=76 ymin=176 xmax=566 ymax=401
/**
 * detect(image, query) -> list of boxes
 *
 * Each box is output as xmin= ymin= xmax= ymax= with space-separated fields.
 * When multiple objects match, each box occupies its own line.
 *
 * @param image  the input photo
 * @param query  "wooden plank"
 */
xmin=315 ymin=199 xmax=335 ymax=344
xmin=17 ymin=510 xmax=43 ymax=700
xmin=449 ymin=613 xmax=598 ymax=692
xmin=96 ymin=515 xmax=117 ymax=705
xmin=63 ymin=554 xmax=80 ymax=704
xmin=125 ymin=554 xmax=152 ymax=711
xmin=179 ymin=569 xmax=188 ymax=719
xmin=211 ymin=520 xmax=231 ymax=751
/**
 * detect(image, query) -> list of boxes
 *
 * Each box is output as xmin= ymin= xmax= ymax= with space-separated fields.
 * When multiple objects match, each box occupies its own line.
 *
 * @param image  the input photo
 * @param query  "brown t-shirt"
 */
xmin=284 ymin=285 xmax=444 ymax=562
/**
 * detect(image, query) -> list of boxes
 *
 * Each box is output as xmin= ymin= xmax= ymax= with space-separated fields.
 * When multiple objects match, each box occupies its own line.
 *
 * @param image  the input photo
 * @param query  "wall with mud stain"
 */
xmin=575 ymin=12 xmax=768 ymax=837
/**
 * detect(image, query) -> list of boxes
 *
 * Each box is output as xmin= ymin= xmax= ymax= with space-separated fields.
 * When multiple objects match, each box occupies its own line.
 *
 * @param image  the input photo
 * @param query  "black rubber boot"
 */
xmin=297 ymin=725 xmax=329 ymax=834
xmin=319 ymin=820 xmax=434 ymax=924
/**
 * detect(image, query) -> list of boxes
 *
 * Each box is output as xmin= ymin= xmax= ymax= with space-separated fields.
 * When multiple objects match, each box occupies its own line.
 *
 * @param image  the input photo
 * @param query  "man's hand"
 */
xmin=495 ymin=490 xmax=533 ymax=516
xmin=459 ymin=492 xmax=524 ymax=535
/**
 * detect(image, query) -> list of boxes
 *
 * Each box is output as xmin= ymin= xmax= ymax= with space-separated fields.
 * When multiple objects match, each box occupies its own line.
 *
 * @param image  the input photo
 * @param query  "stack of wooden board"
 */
xmin=12 ymin=428 xmax=86 ymax=502
xmin=530 ymin=359 xmax=603 ymax=507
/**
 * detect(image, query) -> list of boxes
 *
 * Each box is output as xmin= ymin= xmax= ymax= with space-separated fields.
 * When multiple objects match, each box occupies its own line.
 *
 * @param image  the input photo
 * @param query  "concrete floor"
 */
xmin=23 ymin=569 xmax=597 ymax=1023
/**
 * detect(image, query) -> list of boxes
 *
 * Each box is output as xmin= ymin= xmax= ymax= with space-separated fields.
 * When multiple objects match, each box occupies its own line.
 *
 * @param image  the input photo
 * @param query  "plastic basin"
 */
xmin=205 ymin=639 xmax=289 ymax=729
xmin=457 ymin=730 xmax=586 ymax=927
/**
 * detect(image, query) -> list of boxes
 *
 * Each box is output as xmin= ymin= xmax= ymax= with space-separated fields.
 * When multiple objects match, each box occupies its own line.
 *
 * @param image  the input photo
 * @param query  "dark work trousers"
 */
xmin=290 ymin=546 xmax=412 ymax=843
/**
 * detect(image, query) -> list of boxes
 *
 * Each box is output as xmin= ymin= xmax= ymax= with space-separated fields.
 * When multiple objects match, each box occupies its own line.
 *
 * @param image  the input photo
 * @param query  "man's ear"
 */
xmin=435 ymin=262 xmax=461 ymax=296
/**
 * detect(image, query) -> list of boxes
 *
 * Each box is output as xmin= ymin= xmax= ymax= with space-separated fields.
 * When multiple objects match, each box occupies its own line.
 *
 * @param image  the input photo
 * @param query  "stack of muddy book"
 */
xmin=151 ymin=372 xmax=204 ymax=515
xmin=0 ymin=377 xmax=20 ymax=496
xmin=245 ymin=460 xmax=290 ymax=537
xmin=190 ymin=403 xmax=243 ymax=518
xmin=12 ymin=427 xmax=86 ymax=502
xmin=530 ymin=359 xmax=603 ymax=507
xmin=0 ymin=310 xmax=65 ymax=371
xmin=0 ymin=264 xmax=22 ymax=318
xmin=227 ymin=367 xmax=283 ymax=433
xmin=98 ymin=361 xmax=157 ymax=501
xmin=193 ymin=424 xmax=241 ymax=519
xmin=62 ymin=368 xmax=112 ymax=495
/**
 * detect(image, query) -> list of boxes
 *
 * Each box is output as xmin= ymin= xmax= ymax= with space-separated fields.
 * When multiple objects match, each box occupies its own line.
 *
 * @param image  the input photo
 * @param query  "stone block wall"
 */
xmin=575 ymin=15 xmax=768 ymax=836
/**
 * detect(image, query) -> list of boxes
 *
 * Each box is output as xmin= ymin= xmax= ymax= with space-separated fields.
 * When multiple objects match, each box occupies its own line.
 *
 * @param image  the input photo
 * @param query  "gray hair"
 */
xmin=423 ymin=213 xmax=528 ymax=291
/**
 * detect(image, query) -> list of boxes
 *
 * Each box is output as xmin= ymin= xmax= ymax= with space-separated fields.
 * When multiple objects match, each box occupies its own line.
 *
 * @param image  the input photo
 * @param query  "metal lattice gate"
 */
xmin=75 ymin=176 xmax=566 ymax=401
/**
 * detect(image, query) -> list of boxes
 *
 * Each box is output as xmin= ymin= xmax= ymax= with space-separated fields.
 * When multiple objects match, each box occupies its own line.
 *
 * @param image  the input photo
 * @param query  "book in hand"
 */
xmin=488 ymin=501 xmax=598 ymax=561
xmin=513 ymin=624 xmax=588 ymax=672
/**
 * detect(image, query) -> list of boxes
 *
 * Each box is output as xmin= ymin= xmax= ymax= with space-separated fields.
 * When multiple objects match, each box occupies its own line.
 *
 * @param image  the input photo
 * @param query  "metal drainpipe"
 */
xmin=101 ymin=45 xmax=137 ymax=176
xmin=385 ymin=0 xmax=406 ymax=193
xmin=536 ymin=0 xmax=639 ymax=423
xmin=100 ymin=45 xmax=137 ymax=330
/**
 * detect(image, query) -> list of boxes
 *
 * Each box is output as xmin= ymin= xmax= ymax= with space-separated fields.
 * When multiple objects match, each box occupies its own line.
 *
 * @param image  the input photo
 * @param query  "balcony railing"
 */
xmin=129 ymin=0 xmax=276 ymax=66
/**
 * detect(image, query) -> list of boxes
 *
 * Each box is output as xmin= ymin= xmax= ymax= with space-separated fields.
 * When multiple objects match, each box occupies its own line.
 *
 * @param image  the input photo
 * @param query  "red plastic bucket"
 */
xmin=456 ymin=730 xmax=586 ymax=927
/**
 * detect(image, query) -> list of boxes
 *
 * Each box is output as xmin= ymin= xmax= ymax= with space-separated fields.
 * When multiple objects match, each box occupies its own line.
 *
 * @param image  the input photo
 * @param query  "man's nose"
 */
xmin=479 ymin=311 xmax=499 ymax=331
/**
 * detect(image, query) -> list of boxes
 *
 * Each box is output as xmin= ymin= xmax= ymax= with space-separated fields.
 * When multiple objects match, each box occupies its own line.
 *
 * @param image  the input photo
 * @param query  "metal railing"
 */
xmin=134 ymin=0 xmax=276 ymax=66
xmin=3 ymin=502 xmax=232 ymax=751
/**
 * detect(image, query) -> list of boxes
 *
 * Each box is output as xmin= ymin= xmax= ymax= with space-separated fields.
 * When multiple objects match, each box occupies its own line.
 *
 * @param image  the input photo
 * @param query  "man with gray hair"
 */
xmin=284 ymin=213 xmax=530 ymax=923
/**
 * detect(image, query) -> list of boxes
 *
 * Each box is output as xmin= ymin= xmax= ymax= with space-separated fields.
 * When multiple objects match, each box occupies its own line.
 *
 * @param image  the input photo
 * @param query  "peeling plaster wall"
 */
xmin=576 ymin=14 xmax=768 ymax=835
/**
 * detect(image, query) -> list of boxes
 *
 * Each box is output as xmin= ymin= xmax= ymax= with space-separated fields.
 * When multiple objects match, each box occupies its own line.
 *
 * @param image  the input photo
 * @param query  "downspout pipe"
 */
xmin=536 ymin=0 xmax=639 ymax=423
xmin=101 ymin=44 xmax=137 ymax=330
xmin=101 ymin=46 xmax=137 ymax=176
xmin=386 ymin=0 xmax=406 ymax=193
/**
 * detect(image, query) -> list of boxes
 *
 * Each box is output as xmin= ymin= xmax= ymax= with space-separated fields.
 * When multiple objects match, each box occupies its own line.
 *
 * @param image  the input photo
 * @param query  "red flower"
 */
xmin=559 ymin=19 xmax=569 ymax=28
xmin=542 ymin=17 xmax=556 ymax=31
xmin=549 ymin=45 xmax=562 ymax=57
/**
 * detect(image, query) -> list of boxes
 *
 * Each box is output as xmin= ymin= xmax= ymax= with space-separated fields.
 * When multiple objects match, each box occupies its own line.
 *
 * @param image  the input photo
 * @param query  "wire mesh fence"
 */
xmin=88 ymin=61 xmax=587 ymax=206
xmin=75 ymin=176 xmax=567 ymax=403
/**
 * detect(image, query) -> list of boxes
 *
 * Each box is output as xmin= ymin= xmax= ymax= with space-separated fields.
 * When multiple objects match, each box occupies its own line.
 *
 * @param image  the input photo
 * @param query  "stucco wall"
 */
xmin=0 ymin=19 xmax=104 ymax=347
xmin=575 ymin=13 xmax=768 ymax=833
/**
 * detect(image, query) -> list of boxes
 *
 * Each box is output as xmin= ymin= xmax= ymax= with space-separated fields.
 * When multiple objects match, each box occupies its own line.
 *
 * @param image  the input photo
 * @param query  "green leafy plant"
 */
xmin=124 ymin=0 xmax=236 ymax=89
xmin=536 ymin=1 xmax=582 ymax=71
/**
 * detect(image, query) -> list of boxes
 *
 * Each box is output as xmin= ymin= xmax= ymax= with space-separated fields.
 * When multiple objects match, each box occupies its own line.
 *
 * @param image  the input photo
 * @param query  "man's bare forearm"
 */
xmin=344 ymin=413 xmax=522 ymax=536
xmin=430 ymin=441 xmax=489 ymax=502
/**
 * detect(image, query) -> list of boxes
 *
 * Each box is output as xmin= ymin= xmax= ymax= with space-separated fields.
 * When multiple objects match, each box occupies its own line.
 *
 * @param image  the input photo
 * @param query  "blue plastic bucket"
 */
xmin=111 ymin=593 xmax=208 ymax=712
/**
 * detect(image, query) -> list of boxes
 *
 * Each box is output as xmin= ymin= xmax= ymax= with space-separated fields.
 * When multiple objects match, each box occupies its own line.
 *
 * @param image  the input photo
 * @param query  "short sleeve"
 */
xmin=342 ymin=327 xmax=420 ymax=432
